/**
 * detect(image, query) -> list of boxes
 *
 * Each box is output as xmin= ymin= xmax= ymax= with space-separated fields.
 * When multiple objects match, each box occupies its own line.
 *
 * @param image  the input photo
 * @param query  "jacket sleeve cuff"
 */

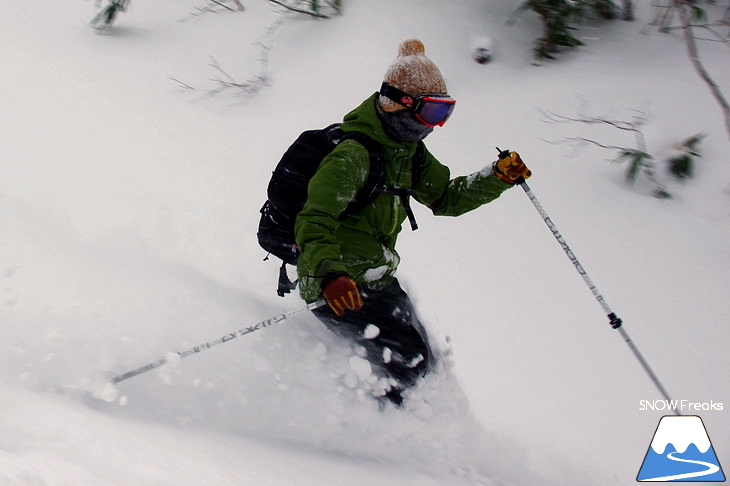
xmin=316 ymin=260 xmax=348 ymax=281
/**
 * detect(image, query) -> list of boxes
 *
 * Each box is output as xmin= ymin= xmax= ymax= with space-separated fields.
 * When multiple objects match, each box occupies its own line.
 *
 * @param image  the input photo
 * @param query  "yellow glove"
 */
xmin=493 ymin=149 xmax=531 ymax=185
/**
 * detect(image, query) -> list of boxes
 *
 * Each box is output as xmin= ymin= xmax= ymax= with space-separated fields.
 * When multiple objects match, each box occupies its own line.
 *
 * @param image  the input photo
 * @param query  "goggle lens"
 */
xmin=380 ymin=82 xmax=457 ymax=127
xmin=415 ymin=97 xmax=456 ymax=127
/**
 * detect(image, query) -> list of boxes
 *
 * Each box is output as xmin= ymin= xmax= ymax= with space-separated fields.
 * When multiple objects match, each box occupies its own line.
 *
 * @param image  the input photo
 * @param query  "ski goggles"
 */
xmin=380 ymin=82 xmax=456 ymax=127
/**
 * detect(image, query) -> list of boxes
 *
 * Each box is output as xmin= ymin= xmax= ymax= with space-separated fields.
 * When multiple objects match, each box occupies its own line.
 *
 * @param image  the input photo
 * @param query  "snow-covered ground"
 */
xmin=1 ymin=0 xmax=728 ymax=484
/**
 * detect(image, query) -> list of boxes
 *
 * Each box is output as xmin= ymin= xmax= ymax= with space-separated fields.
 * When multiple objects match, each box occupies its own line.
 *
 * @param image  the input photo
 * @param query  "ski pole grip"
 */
xmin=495 ymin=147 xmax=530 ymax=185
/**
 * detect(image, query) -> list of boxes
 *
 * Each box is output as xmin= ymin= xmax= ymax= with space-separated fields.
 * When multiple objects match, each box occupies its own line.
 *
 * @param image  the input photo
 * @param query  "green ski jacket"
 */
xmin=294 ymin=93 xmax=512 ymax=302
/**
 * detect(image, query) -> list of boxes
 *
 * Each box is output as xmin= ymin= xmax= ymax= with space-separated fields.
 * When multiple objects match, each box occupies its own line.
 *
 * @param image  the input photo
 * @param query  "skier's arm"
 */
xmin=294 ymin=141 xmax=370 ymax=279
xmin=413 ymin=148 xmax=521 ymax=217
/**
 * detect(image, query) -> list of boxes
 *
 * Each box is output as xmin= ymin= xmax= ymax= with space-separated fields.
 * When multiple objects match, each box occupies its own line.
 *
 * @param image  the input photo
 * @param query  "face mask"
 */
xmin=377 ymin=103 xmax=434 ymax=142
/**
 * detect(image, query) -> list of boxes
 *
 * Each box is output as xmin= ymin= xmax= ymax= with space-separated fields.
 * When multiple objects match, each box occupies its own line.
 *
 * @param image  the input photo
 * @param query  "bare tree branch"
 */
xmin=675 ymin=1 xmax=730 ymax=142
xmin=209 ymin=0 xmax=235 ymax=11
xmin=169 ymin=77 xmax=196 ymax=90
xmin=171 ymin=12 xmax=288 ymax=106
xmin=541 ymin=136 xmax=629 ymax=152
xmin=540 ymin=108 xmax=651 ymax=150
xmin=267 ymin=0 xmax=330 ymax=19
xmin=540 ymin=105 xmax=671 ymax=193
xmin=178 ymin=0 xmax=243 ymax=22
xmin=656 ymin=21 xmax=730 ymax=45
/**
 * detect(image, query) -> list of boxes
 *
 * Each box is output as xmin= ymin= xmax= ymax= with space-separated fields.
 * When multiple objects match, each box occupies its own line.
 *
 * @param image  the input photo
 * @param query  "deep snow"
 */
xmin=1 ymin=0 xmax=728 ymax=485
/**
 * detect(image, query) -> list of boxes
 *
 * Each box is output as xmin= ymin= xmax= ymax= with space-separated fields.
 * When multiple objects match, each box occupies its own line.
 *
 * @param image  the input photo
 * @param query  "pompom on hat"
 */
xmin=379 ymin=38 xmax=447 ymax=112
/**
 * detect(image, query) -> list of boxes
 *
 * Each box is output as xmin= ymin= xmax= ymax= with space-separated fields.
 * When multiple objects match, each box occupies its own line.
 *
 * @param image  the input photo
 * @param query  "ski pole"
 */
xmin=518 ymin=180 xmax=679 ymax=414
xmin=111 ymin=299 xmax=326 ymax=385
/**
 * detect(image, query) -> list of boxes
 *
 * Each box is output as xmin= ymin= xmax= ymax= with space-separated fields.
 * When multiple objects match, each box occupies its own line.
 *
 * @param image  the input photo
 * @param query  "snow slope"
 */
xmin=1 ymin=0 xmax=728 ymax=484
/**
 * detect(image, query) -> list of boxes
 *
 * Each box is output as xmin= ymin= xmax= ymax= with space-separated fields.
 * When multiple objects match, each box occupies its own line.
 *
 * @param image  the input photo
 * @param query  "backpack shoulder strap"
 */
xmin=322 ymin=123 xmax=345 ymax=144
xmin=336 ymin=131 xmax=387 ymax=218
xmin=383 ymin=141 xmax=425 ymax=231
xmin=330 ymin=132 xmax=425 ymax=231
xmin=412 ymin=141 xmax=426 ymax=186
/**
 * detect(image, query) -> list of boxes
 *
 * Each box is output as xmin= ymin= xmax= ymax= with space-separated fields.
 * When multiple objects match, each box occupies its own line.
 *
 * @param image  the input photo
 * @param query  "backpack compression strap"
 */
xmin=375 ymin=142 xmax=424 ymax=230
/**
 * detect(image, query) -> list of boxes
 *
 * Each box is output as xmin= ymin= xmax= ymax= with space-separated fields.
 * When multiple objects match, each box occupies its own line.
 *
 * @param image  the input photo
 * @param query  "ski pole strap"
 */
xmin=110 ymin=299 xmax=326 ymax=385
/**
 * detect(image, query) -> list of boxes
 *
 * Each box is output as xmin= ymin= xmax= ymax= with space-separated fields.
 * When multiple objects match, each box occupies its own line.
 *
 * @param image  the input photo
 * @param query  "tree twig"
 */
xmin=267 ymin=0 xmax=330 ymax=19
xmin=209 ymin=0 xmax=235 ymax=11
xmin=169 ymin=77 xmax=196 ymax=90
xmin=541 ymin=136 xmax=628 ymax=152
xmin=539 ymin=108 xmax=650 ymax=134
xmin=676 ymin=1 xmax=730 ymax=142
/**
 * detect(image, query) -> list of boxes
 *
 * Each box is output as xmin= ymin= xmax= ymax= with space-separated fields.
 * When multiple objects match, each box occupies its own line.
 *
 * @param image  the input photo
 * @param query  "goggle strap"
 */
xmin=379 ymin=82 xmax=416 ymax=109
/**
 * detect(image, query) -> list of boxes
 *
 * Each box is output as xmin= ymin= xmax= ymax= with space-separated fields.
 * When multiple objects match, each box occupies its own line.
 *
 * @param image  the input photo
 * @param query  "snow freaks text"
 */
xmin=639 ymin=400 xmax=724 ymax=412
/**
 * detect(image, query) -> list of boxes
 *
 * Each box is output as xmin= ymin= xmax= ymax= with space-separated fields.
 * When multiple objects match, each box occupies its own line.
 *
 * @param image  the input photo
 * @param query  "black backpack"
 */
xmin=258 ymin=123 xmax=425 ymax=296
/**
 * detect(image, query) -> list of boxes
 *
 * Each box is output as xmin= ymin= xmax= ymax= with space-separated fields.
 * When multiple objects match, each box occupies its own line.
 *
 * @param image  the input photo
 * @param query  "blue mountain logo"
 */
xmin=637 ymin=415 xmax=725 ymax=482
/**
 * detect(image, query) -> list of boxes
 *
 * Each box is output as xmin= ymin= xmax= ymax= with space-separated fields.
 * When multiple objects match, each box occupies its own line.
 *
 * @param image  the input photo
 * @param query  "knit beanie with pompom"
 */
xmin=379 ymin=38 xmax=447 ymax=112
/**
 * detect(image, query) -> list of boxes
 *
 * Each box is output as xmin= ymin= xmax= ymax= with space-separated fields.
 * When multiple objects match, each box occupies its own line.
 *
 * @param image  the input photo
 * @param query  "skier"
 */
xmin=295 ymin=38 xmax=531 ymax=406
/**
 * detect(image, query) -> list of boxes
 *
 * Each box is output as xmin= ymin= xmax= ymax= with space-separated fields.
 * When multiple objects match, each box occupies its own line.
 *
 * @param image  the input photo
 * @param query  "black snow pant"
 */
xmin=311 ymin=279 xmax=433 ymax=406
